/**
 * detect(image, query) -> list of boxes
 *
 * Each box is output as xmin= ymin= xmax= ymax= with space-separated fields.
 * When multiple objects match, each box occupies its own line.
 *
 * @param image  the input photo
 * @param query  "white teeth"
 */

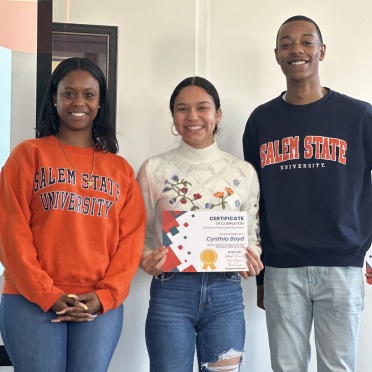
xmin=291 ymin=60 xmax=306 ymax=65
xmin=71 ymin=112 xmax=85 ymax=117
xmin=187 ymin=126 xmax=203 ymax=130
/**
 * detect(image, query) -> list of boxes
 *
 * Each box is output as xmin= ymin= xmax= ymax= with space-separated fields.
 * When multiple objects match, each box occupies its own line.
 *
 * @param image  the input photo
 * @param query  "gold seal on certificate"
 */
xmin=162 ymin=210 xmax=248 ymax=272
xmin=201 ymin=249 xmax=217 ymax=270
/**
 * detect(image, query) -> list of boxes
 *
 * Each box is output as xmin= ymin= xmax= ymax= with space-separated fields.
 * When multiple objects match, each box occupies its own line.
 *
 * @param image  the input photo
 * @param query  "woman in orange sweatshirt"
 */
xmin=0 ymin=57 xmax=146 ymax=372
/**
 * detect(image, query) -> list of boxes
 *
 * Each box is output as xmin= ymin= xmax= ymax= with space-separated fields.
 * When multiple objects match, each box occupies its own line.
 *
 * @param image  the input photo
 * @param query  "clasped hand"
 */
xmin=50 ymin=292 xmax=102 ymax=323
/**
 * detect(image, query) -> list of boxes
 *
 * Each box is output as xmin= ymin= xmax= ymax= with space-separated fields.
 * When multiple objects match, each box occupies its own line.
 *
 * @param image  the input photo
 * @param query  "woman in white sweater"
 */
xmin=137 ymin=77 xmax=263 ymax=372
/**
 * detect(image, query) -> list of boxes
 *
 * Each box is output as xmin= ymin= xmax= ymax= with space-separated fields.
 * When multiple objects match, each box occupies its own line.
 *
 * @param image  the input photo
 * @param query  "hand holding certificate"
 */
xmin=162 ymin=210 xmax=248 ymax=272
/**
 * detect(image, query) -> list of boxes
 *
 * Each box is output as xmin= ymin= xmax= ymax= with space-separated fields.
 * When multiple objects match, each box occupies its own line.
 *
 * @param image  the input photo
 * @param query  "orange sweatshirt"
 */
xmin=0 ymin=136 xmax=146 ymax=313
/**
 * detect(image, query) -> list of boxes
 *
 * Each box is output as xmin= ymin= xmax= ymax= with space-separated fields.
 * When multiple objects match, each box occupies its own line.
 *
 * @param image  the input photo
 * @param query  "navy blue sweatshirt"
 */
xmin=243 ymin=89 xmax=372 ymax=277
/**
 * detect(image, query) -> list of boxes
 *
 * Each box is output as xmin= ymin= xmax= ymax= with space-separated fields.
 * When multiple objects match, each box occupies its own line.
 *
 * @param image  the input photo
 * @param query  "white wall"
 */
xmin=0 ymin=26 xmax=37 ymax=365
xmin=7 ymin=1 xmax=371 ymax=371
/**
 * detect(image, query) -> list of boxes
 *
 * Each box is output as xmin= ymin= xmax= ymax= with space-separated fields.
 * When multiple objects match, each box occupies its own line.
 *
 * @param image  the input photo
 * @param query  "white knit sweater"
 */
xmin=137 ymin=140 xmax=261 ymax=256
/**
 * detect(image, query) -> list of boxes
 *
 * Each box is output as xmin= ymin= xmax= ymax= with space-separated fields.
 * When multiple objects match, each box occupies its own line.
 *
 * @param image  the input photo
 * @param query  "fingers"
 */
xmin=244 ymin=261 xmax=258 ymax=278
xmin=141 ymin=246 xmax=168 ymax=276
xmin=247 ymin=248 xmax=264 ymax=267
xmin=52 ymin=309 xmax=95 ymax=323
xmin=240 ymin=248 xmax=264 ymax=279
xmin=247 ymin=248 xmax=264 ymax=272
xmin=239 ymin=270 xmax=249 ymax=279
xmin=67 ymin=294 xmax=88 ymax=311
xmin=73 ymin=292 xmax=103 ymax=314
xmin=54 ymin=304 xmax=88 ymax=316
xmin=50 ymin=292 xmax=102 ymax=322
xmin=52 ymin=310 xmax=97 ymax=323
xmin=152 ymin=254 xmax=166 ymax=275
xmin=51 ymin=293 xmax=100 ymax=323
xmin=50 ymin=293 xmax=86 ymax=313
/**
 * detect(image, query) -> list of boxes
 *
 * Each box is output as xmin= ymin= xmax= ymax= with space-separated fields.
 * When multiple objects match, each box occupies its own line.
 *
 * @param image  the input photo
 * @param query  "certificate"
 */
xmin=162 ymin=210 xmax=248 ymax=272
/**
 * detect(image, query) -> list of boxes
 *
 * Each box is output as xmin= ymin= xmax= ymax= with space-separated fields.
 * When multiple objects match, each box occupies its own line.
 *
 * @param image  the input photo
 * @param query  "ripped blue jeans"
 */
xmin=145 ymin=272 xmax=245 ymax=372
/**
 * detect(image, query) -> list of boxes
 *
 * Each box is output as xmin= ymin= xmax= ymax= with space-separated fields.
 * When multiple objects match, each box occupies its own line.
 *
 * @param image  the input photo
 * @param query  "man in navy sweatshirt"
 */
xmin=243 ymin=15 xmax=372 ymax=372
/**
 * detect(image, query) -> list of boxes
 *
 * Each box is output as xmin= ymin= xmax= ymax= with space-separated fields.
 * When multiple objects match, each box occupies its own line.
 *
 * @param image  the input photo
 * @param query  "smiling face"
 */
xmin=275 ymin=20 xmax=326 ymax=84
xmin=54 ymin=69 xmax=100 ymax=137
xmin=172 ymin=85 xmax=222 ymax=149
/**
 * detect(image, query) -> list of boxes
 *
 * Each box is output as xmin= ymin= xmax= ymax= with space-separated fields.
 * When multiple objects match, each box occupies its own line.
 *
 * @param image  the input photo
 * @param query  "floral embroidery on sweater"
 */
xmin=162 ymin=175 xmax=241 ymax=211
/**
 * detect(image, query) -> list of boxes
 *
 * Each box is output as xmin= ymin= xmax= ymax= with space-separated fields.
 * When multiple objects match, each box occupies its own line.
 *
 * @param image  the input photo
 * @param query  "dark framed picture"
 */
xmin=52 ymin=23 xmax=118 ymax=127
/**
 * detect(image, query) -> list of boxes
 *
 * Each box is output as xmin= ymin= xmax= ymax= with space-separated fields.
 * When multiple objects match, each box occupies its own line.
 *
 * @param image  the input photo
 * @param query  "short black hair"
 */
xmin=276 ymin=15 xmax=323 ymax=48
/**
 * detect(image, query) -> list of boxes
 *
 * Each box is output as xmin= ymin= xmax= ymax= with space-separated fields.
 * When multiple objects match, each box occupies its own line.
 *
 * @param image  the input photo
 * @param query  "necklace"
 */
xmin=55 ymin=135 xmax=95 ymax=187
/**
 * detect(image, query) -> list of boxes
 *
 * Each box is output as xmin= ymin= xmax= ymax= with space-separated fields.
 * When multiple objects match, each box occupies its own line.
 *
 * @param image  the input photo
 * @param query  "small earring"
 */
xmin=171 ymin=124 xmax=179 ymax=136
xmin=54 ymin=103 xmax=57 ymax=107
xmin=98 ymin=106 xmax=101 ymax=108
xmin=213 ymin=122 xmax=221 ymax=135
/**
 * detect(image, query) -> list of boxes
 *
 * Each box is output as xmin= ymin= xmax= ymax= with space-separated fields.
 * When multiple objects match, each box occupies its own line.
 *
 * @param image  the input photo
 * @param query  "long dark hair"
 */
xmin=36 ymin=57 xmax=118 ymax=153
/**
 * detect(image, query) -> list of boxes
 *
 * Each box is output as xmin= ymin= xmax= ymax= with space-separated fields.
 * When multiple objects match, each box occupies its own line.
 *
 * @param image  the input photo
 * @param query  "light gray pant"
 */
xmin=264 ymin=266 xmax=364 ymax=372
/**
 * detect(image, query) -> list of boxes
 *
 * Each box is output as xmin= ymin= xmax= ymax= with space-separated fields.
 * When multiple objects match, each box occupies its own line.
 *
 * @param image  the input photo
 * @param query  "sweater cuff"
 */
xmin=38 ymin=289 xmax=64 ymax=312
xmin=95 ymin=287 xmax=128 ymax=314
